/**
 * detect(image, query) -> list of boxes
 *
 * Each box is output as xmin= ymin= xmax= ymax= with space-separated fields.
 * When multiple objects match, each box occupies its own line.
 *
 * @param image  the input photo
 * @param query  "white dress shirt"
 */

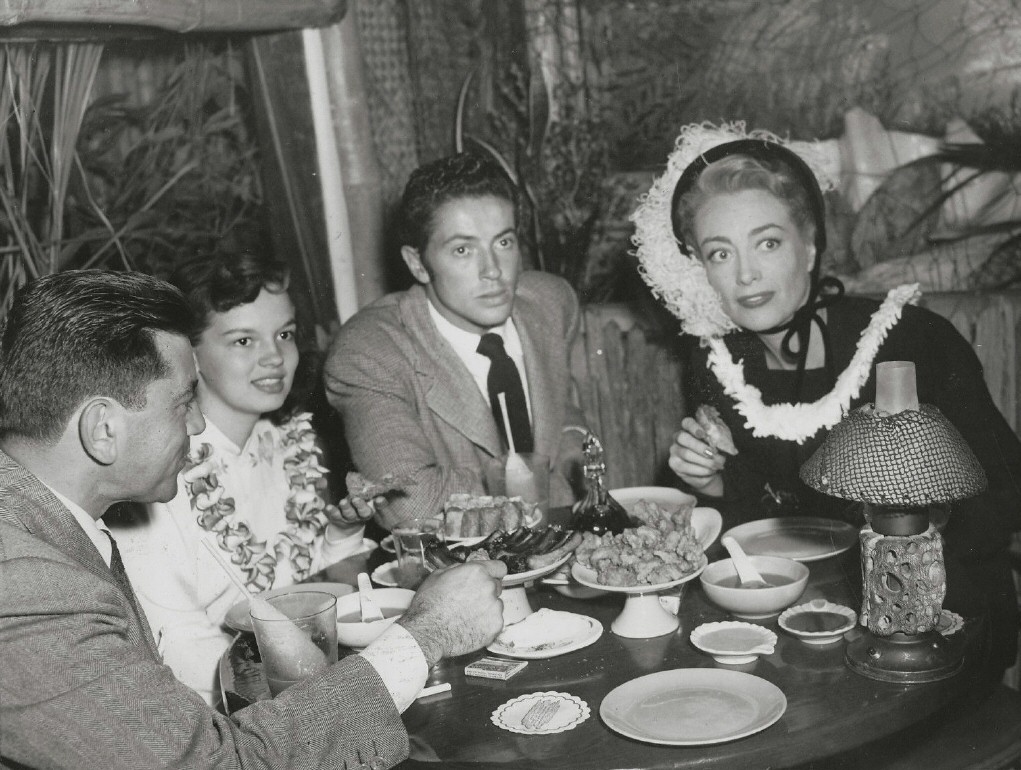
xmin=427 ymin=300 xmax=533 ymax=420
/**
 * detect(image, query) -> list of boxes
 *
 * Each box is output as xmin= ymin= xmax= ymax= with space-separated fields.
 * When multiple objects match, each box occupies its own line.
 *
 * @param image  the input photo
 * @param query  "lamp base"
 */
xmin=845 ymin=629 xmax=963 ymax=683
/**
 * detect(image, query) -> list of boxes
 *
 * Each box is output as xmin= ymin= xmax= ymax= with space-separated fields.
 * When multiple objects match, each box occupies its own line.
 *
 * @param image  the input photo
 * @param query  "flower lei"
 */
xmin=632 ymin=121 xmax=921 ymax=443
xmin=182 ymin=412 xmax=339 ymax=591
xmin=707 ymin=283 xmax=920 ymax=443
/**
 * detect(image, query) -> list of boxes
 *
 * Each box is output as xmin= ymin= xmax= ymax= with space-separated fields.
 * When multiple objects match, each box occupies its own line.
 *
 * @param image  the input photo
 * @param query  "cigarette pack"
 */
xmin=465 ymin=657 xmax=528 ymax=681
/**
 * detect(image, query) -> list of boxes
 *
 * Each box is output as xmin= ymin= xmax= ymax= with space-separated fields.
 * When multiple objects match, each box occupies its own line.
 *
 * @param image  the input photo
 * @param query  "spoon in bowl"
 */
xmin=357 ymin=572 xmax=385 ymax=622
xmin=722 ymin=536 xmax=772 ymax=589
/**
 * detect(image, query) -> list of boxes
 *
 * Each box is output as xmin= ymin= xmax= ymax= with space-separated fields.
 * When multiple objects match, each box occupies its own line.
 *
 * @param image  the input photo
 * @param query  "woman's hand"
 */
xmin=326 ymin=494 xmax=386 ymax=537
xmin=668 ymin=417 xmax=732 ymax=497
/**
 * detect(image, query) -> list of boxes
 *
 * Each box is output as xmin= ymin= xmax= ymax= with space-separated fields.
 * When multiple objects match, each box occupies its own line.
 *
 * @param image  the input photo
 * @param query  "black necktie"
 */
xmin=103 ymin=530 xmax=157 ymax=655
xmin=477 ymin=332 xmax=534 ymax=453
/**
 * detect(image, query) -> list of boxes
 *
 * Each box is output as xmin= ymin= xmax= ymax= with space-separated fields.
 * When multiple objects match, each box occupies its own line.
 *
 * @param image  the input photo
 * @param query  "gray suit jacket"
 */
xmin=0 ymin=450 xmax=408 ymax=770
xmin=325 ymin=271 xmax=585 ymax=528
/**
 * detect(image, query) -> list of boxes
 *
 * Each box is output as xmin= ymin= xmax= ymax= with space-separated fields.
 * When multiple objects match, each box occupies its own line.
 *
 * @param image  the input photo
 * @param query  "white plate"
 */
xmin=502 ymin=550 xmax=575 ymax=587
xmin=445 ymin=540 xmax=575 ymax=587
xmin=223 ymin=582 xmax=355 ymax=633
xmin=487 ymin=610 xmax=603 ymax=659
xmin=571 ymin=558 xmax=707 ymax=594
xmin=370 ymin=560 xmax=401 ymax=587
xmin=722 ymin=517 xmax=858 ymax=562
xmin=600 ymin=668 xmax=787 ymax=746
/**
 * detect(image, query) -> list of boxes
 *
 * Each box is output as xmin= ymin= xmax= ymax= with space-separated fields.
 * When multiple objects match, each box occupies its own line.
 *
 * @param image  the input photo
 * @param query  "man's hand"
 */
xmin=397 ymin=560 xmax=507 ymax=666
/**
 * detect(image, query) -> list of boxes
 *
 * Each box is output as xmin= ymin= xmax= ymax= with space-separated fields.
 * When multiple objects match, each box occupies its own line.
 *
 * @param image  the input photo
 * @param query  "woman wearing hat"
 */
xmin=633 ymin=122 xmax=1021 ymax=673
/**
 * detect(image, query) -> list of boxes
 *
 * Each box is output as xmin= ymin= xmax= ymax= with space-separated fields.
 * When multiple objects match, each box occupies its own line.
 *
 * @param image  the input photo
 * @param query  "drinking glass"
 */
xmin=484 ymin=452 xmax=551 ymax=524
xmin=392 ymin=517 xmax=444 ymax=589
xmin=250 ymin=590 xmax=338 ymax=696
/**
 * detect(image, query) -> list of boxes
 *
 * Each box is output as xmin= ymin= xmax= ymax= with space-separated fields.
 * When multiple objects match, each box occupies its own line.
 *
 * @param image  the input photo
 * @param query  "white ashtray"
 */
xmin=778 ymin=599 xmax=857 ymax=645
xmin=689 ymin=621 xmax=777 ymax=664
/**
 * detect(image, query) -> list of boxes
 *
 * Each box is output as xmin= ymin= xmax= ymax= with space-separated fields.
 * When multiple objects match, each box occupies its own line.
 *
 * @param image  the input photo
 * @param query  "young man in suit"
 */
xmin=325 ymin=153 xmax=587 ymax=529
xmin=0 ymin=270 xmax=506 ymax=770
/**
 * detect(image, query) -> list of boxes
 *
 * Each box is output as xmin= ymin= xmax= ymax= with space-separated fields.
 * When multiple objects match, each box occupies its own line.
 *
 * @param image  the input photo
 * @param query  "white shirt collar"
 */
xmin=426 ymin=299 xmax=525 ymax=358
xmin=45 ymin=485 xmax=112 ymax=567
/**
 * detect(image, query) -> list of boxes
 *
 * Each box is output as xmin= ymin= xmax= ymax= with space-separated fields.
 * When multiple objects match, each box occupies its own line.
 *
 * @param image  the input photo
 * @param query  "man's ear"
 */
xmin=401 ymin=246 xmax=431 ymax=284
xmin=78 ymin=398 xmax=118 ymax=466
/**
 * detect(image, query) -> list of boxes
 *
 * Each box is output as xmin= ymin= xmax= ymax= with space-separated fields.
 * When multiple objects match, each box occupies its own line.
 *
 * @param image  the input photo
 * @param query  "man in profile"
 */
xmin=325 ymin=153 xmax=587 ymax=528
xmin=0 ymin=269 xmax=505 ymax=769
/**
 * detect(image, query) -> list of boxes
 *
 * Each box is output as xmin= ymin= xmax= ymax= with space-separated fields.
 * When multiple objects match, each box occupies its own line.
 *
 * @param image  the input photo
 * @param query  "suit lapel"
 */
xmin=515 ymin=291 xmax=566 ymax=460
xmin=399 ymin=288 xmax=504 ymax=456
xmin=0 ymin=450 xmax=160 ymax=660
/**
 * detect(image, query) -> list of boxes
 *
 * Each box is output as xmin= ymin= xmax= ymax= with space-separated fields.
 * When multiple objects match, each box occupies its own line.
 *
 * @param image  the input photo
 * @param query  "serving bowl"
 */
xmin=334 ymin=587 xmax=415 ymax=648
xmin=700 ymin=555 xmax=809 ymax=619
xmin=608 ymin=487 xmax=723 ymax=550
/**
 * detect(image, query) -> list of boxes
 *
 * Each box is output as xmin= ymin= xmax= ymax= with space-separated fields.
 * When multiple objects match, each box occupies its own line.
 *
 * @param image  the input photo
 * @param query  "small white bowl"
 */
xmin=778 ymin=599 xmax=857 ymax=645
xmin=700 ymin=555 xmax=809 ymax=619
xmin=335 ymin=588 xmax=415 ymax=648
xmin=689 ymin=621 xmax=777 ymax=664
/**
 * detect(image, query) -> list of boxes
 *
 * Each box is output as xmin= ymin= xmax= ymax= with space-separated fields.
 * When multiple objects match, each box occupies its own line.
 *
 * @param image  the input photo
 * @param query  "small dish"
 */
xmin=689 ymin=621 xmax=777 ymax=664
xmin=778 ymin=599 xmax=857 ymax=645
xmin=370 ymin=560 xmax=400 ymax=587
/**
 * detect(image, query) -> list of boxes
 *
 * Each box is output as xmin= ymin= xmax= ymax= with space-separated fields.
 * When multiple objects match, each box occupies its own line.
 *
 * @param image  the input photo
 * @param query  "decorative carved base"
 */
xmin=860 ymin=524 xmax=945 ymax=635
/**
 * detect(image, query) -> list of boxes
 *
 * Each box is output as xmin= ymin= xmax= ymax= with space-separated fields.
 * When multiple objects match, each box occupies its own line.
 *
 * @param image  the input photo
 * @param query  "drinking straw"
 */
xmin=200 ymin=536 xmax=255 ymax=598
xmin=497 ymin=392 xmax=518 ymax=455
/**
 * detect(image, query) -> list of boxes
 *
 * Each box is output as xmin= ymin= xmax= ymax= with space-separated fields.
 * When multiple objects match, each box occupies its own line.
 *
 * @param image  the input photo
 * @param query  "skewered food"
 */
xmin=423 ymin=525 xmax=582 ymax=574
xmin=694 ymin=405 xmax=738 ymax=456
xmin=575 ymin=499 xmax=704 ymax=586
xmin=345 ymin=471 xmax=414 ymax=499
xmin=442 ymin=493 xmax=537 ymax=538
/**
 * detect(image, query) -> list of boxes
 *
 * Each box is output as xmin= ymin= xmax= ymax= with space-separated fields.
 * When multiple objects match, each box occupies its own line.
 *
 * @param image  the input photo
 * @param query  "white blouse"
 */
xmin=114 ymin=416 xmax=372 ymax=705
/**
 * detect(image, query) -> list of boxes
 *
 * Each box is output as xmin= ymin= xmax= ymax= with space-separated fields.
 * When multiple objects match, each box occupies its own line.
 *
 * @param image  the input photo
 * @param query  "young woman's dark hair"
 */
xmin=170 ymin=252 xmax=291 ymax=344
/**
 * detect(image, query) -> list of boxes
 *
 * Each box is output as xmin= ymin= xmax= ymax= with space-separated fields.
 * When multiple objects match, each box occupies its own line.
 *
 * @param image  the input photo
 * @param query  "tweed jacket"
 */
xmin=0 ymin=449 xmax=407 ymax=770
xmin=325 ymin=271 xmax=586 ymax=529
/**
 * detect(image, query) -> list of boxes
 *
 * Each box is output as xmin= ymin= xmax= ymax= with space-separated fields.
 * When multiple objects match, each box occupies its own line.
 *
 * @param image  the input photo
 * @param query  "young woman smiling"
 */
xmin=113 ymin=252 xmax=377 ymax=706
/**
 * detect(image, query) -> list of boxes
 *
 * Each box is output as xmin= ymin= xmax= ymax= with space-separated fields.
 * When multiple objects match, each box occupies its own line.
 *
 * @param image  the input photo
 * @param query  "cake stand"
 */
xmin=571 ymin=559 xmax=707 ymax=638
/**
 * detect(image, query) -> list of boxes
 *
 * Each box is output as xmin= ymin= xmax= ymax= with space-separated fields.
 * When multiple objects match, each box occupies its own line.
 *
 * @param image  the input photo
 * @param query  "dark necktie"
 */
xmin=103 ymin=530 xmax=158 ymax=657
xmin=104 ymin=530 xmax=133 ymax=597
xmin=477 ymin=332 xmax=534 ymax=453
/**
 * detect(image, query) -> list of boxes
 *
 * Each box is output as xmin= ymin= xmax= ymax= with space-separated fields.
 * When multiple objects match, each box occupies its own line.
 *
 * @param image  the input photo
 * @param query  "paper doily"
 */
xmin=491 ymin=691 xmax=590 ymax=735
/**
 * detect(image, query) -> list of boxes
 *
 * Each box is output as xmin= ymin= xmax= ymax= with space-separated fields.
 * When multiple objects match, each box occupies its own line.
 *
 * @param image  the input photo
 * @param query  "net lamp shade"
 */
xmin=799 ymin=361 xmax=987 ymax=683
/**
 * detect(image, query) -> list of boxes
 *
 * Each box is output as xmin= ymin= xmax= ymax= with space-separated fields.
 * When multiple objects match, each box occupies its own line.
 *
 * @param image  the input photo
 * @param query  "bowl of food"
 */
xmin=700 ymin=555 xmax=809 ymax=619
xmin=608 ymin=487 xmax=722 ymax=550
xmin=334 ymin=587 xmax=415 ymax=648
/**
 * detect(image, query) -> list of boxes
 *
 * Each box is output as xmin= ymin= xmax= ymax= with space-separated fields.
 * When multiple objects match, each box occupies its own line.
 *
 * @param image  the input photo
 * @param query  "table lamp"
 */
xmin=799 ymin=361 xmax=987 ymax=683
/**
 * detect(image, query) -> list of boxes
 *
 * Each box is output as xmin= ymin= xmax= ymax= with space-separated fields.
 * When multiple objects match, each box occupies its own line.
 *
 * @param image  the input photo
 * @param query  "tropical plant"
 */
xmin=0 ymin=42 xmax=105 ymax=314
xmin=0 ymin=41 xmax=265 ymax=322
xmin=75 ymin=42 xmax=266 ymax=280
xmin=454 ymin=64 xmax=618 ymax=302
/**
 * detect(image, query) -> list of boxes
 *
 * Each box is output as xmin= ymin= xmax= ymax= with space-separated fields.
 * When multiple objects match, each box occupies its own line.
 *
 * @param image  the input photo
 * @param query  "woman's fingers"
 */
xmin=332 ymin=495 xmax=376 ymax=525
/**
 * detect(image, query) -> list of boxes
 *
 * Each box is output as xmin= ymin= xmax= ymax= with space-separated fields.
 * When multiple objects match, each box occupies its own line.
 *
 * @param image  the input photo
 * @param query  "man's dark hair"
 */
xmin=169 ymin=252 xmax=290 ymax=344
xmin=398 ymin=152 xmax=519 ymax=254
xmin=0 ymin=270 xmax=195 ymax=443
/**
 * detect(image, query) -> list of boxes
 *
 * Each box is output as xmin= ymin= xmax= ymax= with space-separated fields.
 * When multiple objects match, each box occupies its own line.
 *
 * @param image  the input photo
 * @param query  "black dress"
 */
xmin=688 ymin=295 xmax=1021 ymax=671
